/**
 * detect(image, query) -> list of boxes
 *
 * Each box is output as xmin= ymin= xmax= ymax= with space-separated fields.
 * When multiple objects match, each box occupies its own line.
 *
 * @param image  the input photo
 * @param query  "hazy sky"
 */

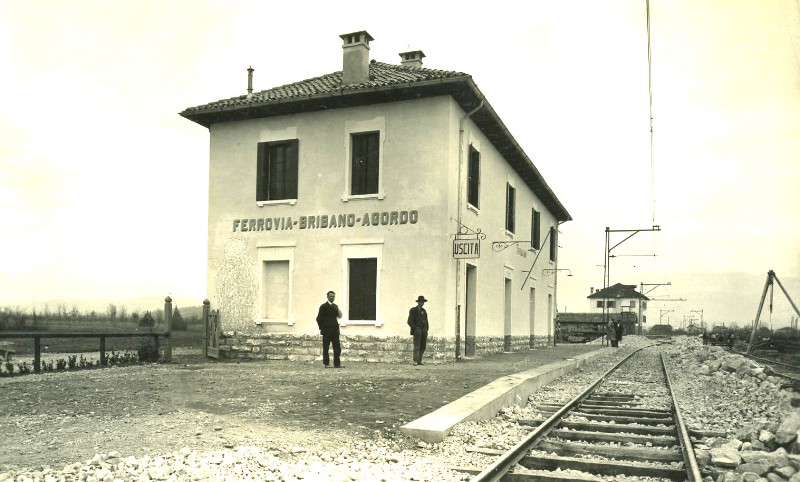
xmin=1 ymin=0 xmax=798 ymax=328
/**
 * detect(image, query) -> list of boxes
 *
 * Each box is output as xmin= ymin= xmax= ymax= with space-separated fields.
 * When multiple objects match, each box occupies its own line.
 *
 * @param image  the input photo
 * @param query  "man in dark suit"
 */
xmin=407 ymin=295 xmax=429 ymax=365
xmin=316 ymin=291 xmax=343 ymax=368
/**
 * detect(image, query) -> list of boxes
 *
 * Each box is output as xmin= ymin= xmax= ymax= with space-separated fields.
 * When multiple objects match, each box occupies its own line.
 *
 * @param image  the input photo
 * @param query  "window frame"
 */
xmin=347 ymin=258 xmax=378 ymax=321
xmin=256 ymin=139 xmax=299 ymax=204
xmin=467 ymin=145 xmax=481 ymax=209
xmin=505 ymin=183 xmax=516 ymax=234
xmin=340 ymin=239 xmax=383 ymax=326
xmin=342 ymin=117 xmax=386 ymax=201
xmin=350 ymin=131 xmax=380 ymax=196
xmin=256 ymin=243 xmax=296 ymax=325
xmin=531 ymin=209 xmax=541 ymax=250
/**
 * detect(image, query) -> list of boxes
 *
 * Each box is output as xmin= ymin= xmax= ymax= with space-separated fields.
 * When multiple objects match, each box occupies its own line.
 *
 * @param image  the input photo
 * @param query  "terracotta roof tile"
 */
xmin=587 ymin=283 xmax=649 ymax=300
xmin=182 ymin=61 xmax=469 ymax=114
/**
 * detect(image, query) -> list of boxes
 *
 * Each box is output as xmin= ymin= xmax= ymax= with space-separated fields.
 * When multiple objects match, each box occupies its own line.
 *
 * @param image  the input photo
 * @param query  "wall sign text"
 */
xmin=453 ymin=239 xmax=480 ymax=259
xmin=232 ymin=210 xmax=419 ymax=232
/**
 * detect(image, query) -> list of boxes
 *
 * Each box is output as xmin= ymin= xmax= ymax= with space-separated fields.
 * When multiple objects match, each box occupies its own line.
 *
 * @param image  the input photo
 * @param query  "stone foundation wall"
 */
xmin=218 ymin=333 xmax=554 ymax=364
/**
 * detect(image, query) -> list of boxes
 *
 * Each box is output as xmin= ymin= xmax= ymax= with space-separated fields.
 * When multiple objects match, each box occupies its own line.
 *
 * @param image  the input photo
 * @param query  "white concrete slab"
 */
xmin=400 ymin=348 xmax=611 ymax=443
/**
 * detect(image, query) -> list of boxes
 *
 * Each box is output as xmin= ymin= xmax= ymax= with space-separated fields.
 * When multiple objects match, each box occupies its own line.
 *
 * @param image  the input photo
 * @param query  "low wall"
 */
xmin=218 ymin=333 xmax=554 ymax=363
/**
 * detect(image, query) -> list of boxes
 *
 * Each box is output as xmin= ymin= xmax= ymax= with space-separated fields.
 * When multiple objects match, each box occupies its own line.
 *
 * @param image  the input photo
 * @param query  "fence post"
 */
xmin=34 ymin=336 xmax=41 ymax=373
xmin=202 ymin=299 xmax=210 ymax=358
xmin=164 ymin=296 xmax=172 ymax=362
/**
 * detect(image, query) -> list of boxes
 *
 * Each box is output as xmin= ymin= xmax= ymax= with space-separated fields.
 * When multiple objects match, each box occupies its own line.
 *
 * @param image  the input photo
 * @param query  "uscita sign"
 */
xmin=453 ymin=239 xmax=480 ymax=259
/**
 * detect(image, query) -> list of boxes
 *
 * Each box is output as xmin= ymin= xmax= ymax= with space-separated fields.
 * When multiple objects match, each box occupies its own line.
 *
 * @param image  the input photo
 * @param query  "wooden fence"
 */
xmin=0 ymin=296 xmax=174 ymax=373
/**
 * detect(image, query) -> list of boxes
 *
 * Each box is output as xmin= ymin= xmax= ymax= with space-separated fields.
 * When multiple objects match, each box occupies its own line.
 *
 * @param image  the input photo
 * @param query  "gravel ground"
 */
xmin=1 ymin=337 xmax=799 ymax=481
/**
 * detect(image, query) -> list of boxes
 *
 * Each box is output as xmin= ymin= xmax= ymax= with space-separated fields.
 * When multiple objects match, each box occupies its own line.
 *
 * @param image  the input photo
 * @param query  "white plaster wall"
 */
xmin=447 ymin=98 xmax=558 ymax=340
xmin=207 ymin=97 xmax=454 ymax=336
xmin=205 ymin=95 xmax=563 ymax=340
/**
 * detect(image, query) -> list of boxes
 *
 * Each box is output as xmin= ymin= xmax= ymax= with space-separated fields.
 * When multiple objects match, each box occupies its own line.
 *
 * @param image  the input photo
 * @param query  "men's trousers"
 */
xmin=413 ymin=329 xmax=428 ymax=364
xmin=322 ymin=334 xmax=341 ymax=367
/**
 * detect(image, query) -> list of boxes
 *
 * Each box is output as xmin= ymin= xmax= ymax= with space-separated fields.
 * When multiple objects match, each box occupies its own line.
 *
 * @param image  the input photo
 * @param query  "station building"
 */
xmin=180 ymin=31 xmax=572 ymax=362
xmin=588 ymin=283 xmax=649 ymax=323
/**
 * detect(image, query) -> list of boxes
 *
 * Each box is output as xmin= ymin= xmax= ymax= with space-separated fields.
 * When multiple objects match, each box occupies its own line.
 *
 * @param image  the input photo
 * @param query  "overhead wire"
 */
xmin=646 ymin=0 xmax=659 ymax=259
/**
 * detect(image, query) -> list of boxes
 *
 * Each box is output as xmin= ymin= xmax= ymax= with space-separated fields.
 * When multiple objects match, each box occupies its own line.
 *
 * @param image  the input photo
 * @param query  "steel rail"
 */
xmin=660 ymin=353 xmax=702 ymax=482
xmin=469 ymin=347 xmax=648 ymax=482
xmin=730 ymin=349 xmax=800 ymax=384
xmin=733 ymin=349 xmax=800 ymax=371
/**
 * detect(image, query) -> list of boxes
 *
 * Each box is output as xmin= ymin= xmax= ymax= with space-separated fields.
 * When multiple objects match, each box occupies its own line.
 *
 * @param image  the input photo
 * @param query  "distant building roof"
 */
xmin=180 ymin=60 xmax=571 ymax=222
xmin=588 ymin=283 xmax=649 ymax=301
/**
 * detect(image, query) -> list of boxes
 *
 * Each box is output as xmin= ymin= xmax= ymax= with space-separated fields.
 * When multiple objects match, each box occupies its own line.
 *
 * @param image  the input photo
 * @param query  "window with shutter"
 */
xmin=505 ymin=183 xmax=516 ymax=233
xmin=257 ymin=139 xmax=299 ymax=202
xmin=531 ymin=209 xmax=541 ymax=249
xmin=351 ymin=132 xmax=380 ymax=195
xmin=467 ymin=146 xmax=480 ymax=209
xmin=348 ymin=258 xmax=377 ymax=320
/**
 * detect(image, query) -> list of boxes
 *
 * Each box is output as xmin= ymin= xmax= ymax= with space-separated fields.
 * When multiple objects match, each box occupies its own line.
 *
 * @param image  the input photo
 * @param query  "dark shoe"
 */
xmin=323 ymin=364 xmax=330 ymax=368
xmin=334 ymin=365 xmax=343 ymax=368
xmin=413 ymin=362 xmax=420 ymax=366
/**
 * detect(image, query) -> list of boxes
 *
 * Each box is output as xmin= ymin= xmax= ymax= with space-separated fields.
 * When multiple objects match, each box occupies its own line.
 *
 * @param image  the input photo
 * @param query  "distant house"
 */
xmin=686 ymin=323 xmax=702 ymax=335
xmin=588 ymin=283 xmax=648 ymax=326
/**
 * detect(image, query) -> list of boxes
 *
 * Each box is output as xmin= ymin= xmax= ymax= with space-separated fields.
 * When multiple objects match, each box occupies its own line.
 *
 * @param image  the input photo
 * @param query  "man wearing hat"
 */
xmin=407 ymin=295 xmax=429 ymax=365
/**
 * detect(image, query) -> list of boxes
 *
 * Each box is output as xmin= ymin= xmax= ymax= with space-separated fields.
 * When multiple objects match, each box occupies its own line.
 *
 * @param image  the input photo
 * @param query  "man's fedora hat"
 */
xmin=415 ymin=296 xmax=428 ymax=303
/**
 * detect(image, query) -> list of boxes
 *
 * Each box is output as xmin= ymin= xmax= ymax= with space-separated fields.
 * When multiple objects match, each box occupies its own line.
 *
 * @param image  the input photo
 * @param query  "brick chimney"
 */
xmin=340 ymin=30 xmax=373 ymax=85
xmin=399 ymin=50 xmax=425 ymax=68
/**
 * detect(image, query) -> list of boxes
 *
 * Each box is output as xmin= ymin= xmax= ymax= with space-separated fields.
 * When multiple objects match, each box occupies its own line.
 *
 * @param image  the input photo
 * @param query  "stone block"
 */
xmin=736 ymin=463 xmax=770 ymax=475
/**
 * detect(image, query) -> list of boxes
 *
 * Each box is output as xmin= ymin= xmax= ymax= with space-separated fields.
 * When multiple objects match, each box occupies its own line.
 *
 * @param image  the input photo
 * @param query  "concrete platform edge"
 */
xmin=399 ymin=347 xmax=611 ymax=443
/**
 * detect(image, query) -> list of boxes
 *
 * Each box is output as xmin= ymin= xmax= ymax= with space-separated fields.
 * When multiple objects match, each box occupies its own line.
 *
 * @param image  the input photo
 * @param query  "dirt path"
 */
xmin=0 ymin=345 xmax=602 ymax=469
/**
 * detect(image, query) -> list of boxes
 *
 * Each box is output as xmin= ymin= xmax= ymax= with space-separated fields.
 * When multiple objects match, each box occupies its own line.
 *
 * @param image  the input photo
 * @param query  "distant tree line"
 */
xmin=0 ymin=304 xmax=204 ymax=331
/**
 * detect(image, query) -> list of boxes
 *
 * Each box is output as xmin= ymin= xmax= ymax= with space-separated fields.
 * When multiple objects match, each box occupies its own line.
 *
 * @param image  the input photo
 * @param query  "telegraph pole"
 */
xmin=690 ymin=309 xmax=704 ymax=331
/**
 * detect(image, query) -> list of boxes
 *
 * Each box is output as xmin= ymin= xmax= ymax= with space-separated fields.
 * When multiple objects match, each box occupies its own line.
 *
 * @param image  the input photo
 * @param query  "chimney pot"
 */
xmin=247 ymin=66 xmax=254 ymax=94
xmin=340 ymin=30 xmax=374 ymax=85
xmin=399 ymin=50 xmax=426 ymax=68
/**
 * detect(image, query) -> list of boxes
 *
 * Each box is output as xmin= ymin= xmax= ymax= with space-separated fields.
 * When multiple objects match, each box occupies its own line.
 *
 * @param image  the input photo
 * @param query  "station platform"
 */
xmin=400 ymin=347 xmax=612 ymax=443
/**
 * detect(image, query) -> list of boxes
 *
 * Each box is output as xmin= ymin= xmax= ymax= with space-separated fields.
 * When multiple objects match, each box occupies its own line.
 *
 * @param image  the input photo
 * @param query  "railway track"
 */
xmin=468 ymin=346 xmax=702 ymax=482
xmin=736 ymin=350 xmax=800 ymax=387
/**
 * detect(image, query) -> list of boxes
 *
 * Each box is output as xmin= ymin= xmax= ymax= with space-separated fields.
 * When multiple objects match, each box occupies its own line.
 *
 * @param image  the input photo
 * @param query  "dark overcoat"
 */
xmin=316 ymin=302 xmax=341 ymax=336
xmin=407 ymin=306 xmax=429 ymax=335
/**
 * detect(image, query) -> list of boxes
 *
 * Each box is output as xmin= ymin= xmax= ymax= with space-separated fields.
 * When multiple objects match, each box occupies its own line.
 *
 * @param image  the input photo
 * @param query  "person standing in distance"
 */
xmin=407 ymin=295 xmax=429 ymax=365
xmin=316 ymin=291 xmax=343 ymax=368
xmin=606 ymin=318 xmax=618 ymax=347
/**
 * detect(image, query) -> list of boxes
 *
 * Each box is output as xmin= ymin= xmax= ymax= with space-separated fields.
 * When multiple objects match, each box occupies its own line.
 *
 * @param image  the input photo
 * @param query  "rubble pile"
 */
xmin=663 ymin=338 xmax=800 ymax=481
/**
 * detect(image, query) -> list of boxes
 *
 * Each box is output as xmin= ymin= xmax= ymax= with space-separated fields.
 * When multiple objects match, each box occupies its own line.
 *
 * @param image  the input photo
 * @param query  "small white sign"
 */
xmin=453 ymin=239 xmax=480 ymax=259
